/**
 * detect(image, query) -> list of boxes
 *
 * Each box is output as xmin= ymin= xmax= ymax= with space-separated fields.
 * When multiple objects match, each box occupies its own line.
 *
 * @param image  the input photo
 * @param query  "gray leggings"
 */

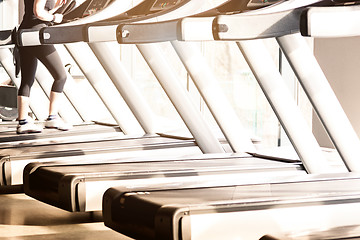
xmin=18 ymin=44 xmax=67 ymax=97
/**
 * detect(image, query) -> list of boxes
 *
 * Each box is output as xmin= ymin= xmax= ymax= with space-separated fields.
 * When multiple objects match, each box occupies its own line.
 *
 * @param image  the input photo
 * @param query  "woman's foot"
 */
xmin=45 ymin=115 xmax=72 ymax=131
xmin=17 ymin=119 xmax=43 ymax=134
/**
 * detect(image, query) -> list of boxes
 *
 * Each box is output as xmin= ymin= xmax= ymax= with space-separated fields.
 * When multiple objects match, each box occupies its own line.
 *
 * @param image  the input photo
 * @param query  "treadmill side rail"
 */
xmin=86 ymin=25 xmax=118 ymax=42
xmin=103 ymin=177 xmax=360 ymax=240
xmin=178 ymin=17 xmax=216 ymax=41
xmin=58 ymin=175 xmax=86 ymax=212
xmin=0 ymin=155 xmax=11 ymax=186
xmin=155 ymin=206 xmax=190 ymax=240
xmin=40 ymin=25 xmax=85 ymax=44
xmin=17 ymin=29 xmax=41 ymax=47
xmin=214 ymin=9 xmax=302 ymax=40
xmin=117 ymin=20 xmax=179 ymax=44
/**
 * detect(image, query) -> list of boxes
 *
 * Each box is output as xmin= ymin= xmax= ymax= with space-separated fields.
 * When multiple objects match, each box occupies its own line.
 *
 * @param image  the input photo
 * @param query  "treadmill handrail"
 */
xmin=115 ymin=0 xmax=327 ymax=43
xmin=301 ymin=4 xmax=360 ymax=38
xmin=86 ymin=0 xmax=244 ymax=43
xmin=23 ymin=0 xmax=246 ymax=45
xmin=16 ymin=0 xmax=145 ymax=46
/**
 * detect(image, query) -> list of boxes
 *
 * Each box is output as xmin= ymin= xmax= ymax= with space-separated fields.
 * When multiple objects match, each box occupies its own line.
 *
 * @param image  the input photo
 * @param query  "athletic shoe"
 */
xmin=17 ymin=121 xmax=43 ymax=134
xmin=45 ymin=117 xmax=72 ymax=131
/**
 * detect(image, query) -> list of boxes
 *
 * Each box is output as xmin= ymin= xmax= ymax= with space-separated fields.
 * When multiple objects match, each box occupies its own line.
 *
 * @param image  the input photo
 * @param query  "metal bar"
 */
xmin=88 ymin=42 xmax=157 ymax=134
xmin=136 ymin=43 xmax=225 ymax=154
xmin=237 ymin=39 xmax=332 ymax=174
xmin=65 ymin=42 xmax=144 ymax=135
xmin=277 ymin=33 xmax=360 ymax=172
xmin=54 ymin=45 xmax=96 ymax=123
xmin=171 ymin=40 xmax=256 ymax=153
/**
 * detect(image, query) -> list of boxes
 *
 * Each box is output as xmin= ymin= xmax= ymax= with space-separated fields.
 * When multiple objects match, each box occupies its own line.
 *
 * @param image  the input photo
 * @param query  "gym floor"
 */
xmin=0 ymin=193 xmax=132 ymax=240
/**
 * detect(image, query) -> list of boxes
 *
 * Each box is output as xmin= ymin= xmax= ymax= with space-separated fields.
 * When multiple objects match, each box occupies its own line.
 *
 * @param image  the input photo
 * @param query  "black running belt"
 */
xmin=0 ymin=123 xmax=121 ymax=143
xmin=23 ymin=155 xmax=304 ymax=212
xmin=103 ymin=173 xmax=360 ymax=240
xmin=0 ymin=135 xmax=195 ymax=158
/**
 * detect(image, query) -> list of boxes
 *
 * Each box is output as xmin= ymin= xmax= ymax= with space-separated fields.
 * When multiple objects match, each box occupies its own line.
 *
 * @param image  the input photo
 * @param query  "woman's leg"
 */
xmin=36 ymin=45 xmax=67 ymax=115
xmin=16 ymin=46 xmax=43 ymax=133
xmin=45 ymin=90 xmax=71 ymax=130
xmin=49 ymin=90 xmax=63 ymax=116
xmin=17 ymin=95 xmax=30 ymax=120
xmin=36 ymin=45 xmax=67 ymax=95
xmin=18 ymin=46 xmax=37 ymax=119
xmin=36 ymin=45 xmax=71 ymax=130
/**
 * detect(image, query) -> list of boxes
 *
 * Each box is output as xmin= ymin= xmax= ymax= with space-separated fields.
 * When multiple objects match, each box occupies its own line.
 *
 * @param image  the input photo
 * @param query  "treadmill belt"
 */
xmin=0 ymin=135 xmax=204 ymax=186
xmin=23 ymin=155 xmax=304 ymax=212
xmin=0 ymin=135 xmax=192 ymax=159
xmin=103 ymin=174 xmax=360 ymax=240
xmin=0 ymin=123 xmax=121 ymax=141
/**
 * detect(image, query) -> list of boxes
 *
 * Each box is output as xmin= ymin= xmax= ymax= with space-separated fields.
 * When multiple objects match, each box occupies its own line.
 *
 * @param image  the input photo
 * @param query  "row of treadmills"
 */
xmin=1 ymin=0 xmax=360 ymax=239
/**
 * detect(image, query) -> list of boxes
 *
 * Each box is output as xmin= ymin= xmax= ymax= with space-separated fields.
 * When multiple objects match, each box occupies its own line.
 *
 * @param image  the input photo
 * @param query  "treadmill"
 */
xmin=0 ymin=133 xmax=209 ymax=186
xmin=16 ymin=0 xmax=253 ymax=155
xmin=0 ymin=123 xmax=124 ymax=147
xmin=102 ymin=1 xmax=360 ymax=239
xmin=0 ymin=0 xmax=141 ymax=138
xmin=113 ymin=0 xmax=335 ymax=173
xmin=30 ymin=0 xmax=332 ymax=173
xmin=116 ymin=0 xmax=360 ymax=172
xmin=0 ymin=0 xmax=241 ymax=188
xmin=23 ymin=153 xmax=304 ymax=212
xmin=103 ymin=173 xmax=360 ymax=240
xmin=0 ymin=0 xmax=133 ymax=123
xmin=21 ymin=0 xmax=346 ymax=214
xmin=29 ymin=0 xmax=326 ymax=160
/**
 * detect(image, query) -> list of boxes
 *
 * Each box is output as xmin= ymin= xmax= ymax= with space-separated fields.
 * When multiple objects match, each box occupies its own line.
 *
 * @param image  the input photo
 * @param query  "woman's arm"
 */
xmin=33 ymin=0 xmax=63 ymax=23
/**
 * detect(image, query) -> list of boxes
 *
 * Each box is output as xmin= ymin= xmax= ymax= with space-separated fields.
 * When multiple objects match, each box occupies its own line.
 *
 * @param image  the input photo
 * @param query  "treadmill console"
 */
xmin=331 ymin=0 xmax=360 ymax=4
xmin=63 ymin=0 xmax=113 ymax=21
xmin=82 ymin=0 xmax=113 ymax=16
xmin=149 ymin=0 xmax=181 ymax=11
xmin=123 ymin=0 xmax=185 ymax=18
xmin=247 ymin=0 xmax=283 ymax=9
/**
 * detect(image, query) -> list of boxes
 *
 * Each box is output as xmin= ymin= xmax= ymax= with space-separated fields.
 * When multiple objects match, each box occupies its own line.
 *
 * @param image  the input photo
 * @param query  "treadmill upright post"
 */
xmin=64 ymin=42 xmax=144 ymax=135
xmin=136 ymin=43 xmax=225 ymax=154
xmin=237 ymin=39 xmax=332 ymax=174
xmin=55 ymin=45 xmax=95 ymax=122
xmin=88 ymin=42 xmax=157 ymax=134
xmin=171 ymin=40 xmax=256 ymax=153
xmin=277 ymin=33 xmax=360 ymax=172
